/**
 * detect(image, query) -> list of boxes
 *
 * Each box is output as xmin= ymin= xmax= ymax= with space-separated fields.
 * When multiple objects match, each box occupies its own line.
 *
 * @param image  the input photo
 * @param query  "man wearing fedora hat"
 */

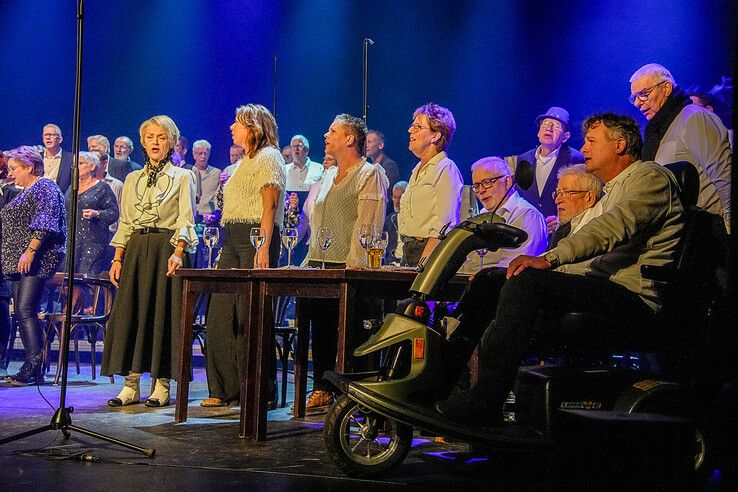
xmin=516 ymin=107 xmax=585 ymax=235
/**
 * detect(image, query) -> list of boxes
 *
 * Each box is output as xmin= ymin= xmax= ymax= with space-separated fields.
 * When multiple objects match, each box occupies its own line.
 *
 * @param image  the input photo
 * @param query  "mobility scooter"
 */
xmin=322 ymin=161 xmax=734 ymax=485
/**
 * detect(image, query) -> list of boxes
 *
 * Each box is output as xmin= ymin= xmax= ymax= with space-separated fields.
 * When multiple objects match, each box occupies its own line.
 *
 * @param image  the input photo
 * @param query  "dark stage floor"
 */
xmin=0 ymin=361 xmax=554 ymax=491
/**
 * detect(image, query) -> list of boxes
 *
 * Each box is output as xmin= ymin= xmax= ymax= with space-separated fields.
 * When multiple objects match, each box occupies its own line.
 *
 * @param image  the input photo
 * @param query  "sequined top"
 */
xmin=111 ymin=163 xmax=199 ymax=253
xmin=1 ymin=178 xmax=67 ymax=278
xmin=65 ymin=181 xmax=119 ymax=275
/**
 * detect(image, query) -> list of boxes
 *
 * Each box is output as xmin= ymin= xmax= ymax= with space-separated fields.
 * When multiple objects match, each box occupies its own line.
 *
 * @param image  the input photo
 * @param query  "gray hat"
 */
xmin=535 ymin=106 xmax=571 ymax=130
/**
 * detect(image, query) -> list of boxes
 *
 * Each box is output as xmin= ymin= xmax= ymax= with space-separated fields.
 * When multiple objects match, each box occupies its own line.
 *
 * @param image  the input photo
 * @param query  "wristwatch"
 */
xmin=543 ymin=251 xmax=560 ymax=268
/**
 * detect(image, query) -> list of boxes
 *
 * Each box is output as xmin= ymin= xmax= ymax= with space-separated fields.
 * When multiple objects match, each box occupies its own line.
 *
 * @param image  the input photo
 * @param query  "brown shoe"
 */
xmin=306 ymin=390 xmax=334 ymax=411
xmin=200 ymin=397 xmax=229 ymax=407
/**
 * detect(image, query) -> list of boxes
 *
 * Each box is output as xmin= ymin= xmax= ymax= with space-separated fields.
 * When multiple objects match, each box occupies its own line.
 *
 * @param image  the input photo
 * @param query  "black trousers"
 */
xmin=11 ymin=274 xmax=47 ymax=366
xmin=300 ymin=261 xmax=380 ymax=392
xmin=400 ymin=237 xmax=428 ymax=267
xmin=205 ymin=223 xmax=279 ymax=401
xmin=468 ymin=268 xmax=655 ymax=410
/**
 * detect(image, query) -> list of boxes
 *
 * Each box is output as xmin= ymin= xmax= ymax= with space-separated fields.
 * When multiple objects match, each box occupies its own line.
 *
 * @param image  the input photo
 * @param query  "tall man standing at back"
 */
xmin=366 ymin=130 xmax=400 ymax=197
xmin=41 ymin=123 xmax=73 ymax=193
xmin=629 ymin=63 xmax=732 ymax=233
xmin=517 ymin=107 xmax=584 ymax=235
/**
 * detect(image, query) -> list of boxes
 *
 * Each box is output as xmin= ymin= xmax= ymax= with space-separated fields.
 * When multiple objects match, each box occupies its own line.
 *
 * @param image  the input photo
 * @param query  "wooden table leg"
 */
xmin=293 ymin=298 xmax=309 ymax=418
xmin=336 ymin=283 xmax=356 ymax=373
xmin=251 ymin=281 xmax=273 ymax=441
xmin=175 ymin=279 xmax=197 ymax=423
xmin=239 ymin=281 xmax=256 ymax=439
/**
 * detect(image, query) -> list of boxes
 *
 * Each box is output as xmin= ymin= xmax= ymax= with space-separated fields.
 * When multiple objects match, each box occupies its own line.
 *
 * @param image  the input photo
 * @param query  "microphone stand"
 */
xmin=362 ymin=38 xmax=374 ymax=124
xmin=0 ymin=0 xmax=154 ymax=457
xmin=273 ymin=54 xmax=278 ymax=119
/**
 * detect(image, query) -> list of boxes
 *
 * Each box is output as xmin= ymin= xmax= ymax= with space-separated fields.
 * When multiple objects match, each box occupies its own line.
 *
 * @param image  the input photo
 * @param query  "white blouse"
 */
xmin=398 ymin=151 xmax=463 ymax=238
xmin=111 ymin=163 xmax=199 ymax=252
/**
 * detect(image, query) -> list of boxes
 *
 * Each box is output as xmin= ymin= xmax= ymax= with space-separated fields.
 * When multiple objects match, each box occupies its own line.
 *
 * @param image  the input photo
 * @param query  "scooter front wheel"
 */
xmin=324 ymin=395 xmax=413 ymax=477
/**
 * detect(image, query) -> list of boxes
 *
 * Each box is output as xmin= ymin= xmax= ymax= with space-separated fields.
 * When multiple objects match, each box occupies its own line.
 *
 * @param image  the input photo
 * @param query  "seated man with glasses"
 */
xmin=629 ymin=63 xmax=731 ymax=233
xmin=549 ymin=164 xmax=603 ymax=247
xmin=515 ymin=107 xmax=585 ymax=236
xmin=458 ymin=156 xmax=547 ymax=273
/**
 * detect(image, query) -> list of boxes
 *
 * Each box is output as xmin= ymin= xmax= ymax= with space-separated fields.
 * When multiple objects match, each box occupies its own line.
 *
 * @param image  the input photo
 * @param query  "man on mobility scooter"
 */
xmin=436 ymin=112 xmax=685 ymax=424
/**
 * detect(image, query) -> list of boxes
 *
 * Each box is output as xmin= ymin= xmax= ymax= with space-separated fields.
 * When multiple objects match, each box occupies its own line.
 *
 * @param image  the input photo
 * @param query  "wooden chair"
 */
xmin=41 ymin=272 xmax=116 ymax=384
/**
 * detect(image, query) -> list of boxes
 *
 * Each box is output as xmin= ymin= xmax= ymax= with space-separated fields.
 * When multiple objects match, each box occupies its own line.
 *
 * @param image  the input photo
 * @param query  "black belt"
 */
xmin=134 ymin=227 xmax=174 ymax=234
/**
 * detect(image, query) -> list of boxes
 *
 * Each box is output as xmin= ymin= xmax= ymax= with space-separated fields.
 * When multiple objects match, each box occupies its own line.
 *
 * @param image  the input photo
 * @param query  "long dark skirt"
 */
xmin=205 ymin=222 xmax=279 ymax=401
xmin=101 ymin=231 xmax=185 ymax=379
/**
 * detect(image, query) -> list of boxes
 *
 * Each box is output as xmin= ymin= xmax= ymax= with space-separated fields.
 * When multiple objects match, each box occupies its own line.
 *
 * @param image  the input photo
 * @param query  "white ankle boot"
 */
xmin=145 ymin=378 xmax=170 ymax=407
xmin=108 ymin=373 xmax=141 ymax=407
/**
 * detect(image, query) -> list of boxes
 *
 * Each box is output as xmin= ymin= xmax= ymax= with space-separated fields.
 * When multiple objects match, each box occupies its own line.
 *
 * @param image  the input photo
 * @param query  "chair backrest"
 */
xmin=45 ymin=272 xmax=115 ymax=320
xmin=664 ymin=161 xmax=700 ymax=208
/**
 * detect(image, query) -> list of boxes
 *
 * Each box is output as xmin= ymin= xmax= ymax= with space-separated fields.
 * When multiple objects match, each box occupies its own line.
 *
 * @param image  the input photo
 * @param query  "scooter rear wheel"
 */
xmin=324 ymin=395 xmax=413 ymax=477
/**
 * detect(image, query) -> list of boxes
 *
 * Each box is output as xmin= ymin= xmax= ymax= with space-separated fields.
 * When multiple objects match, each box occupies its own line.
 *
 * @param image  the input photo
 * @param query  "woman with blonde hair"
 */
xmin=201 ymin=104 xmax=285 ymax=407
xmin=102 ymin=115 xmax=198 ymax=407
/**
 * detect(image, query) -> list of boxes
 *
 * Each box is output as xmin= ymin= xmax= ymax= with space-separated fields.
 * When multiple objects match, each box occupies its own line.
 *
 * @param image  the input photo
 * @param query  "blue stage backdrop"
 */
xmin=0 ymin=0 xmax=733 ymax=183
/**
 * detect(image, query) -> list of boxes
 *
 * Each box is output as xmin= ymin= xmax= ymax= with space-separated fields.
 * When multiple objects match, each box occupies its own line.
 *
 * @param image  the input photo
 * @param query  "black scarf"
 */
xmin=642 ymin=87 xmax=691 ymax=161
xmin=142 ymin=148 xmax=174 ymax=187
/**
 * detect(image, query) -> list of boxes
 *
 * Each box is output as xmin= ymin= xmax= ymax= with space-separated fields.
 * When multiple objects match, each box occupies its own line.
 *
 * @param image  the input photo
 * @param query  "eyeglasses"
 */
xmin=552 ymin=190 xmax=587 ymax=199
xmin=42 ymin=133 xmax=60 ymax=138
xmin=539 ymin=119 xmax=564 ymax=131
xmin=629 ymin=80 xmax=667 ymax=104
xmin=471 ymin=175 xmax=506 ymax=192
xmin=409 ymin=123 xmax=431 ymax=133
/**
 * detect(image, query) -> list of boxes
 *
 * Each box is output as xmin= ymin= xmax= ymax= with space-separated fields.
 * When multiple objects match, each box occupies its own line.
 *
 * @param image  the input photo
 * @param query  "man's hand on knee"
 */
xmin=506 ymin=255 xmax=554 ymax=279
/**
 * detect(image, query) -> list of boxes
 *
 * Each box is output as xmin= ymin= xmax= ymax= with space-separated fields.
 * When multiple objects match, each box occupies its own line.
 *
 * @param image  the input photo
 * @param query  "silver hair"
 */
xmin=470 ymin=156 xmax=511 ymax=177
xmin=87 ymin=135 xmax=111 ymax=151
xmin=192 ymin=139 xmax=211 ymax=152
xmin=115 ymin=136 xmax=134 ymax=149
xmin=629 ymin=63 xmax=677 ymax=86
xmin=291 ymin=134 xmax=310 ymax=149
xmin=557 ymin=164 xmax=603 ymax=199
xmin=392 ymin=180 xmax=408 ymax=191
xmin=78 ymin=151 xmax=100 ymax=171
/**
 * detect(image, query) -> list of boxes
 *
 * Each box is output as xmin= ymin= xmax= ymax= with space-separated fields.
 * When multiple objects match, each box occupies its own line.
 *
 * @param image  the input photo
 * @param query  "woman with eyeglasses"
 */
xmin=1 ymin=146 xmax=66 ymax=386
xmin=398 ymin=103 xmax=463 ymax=267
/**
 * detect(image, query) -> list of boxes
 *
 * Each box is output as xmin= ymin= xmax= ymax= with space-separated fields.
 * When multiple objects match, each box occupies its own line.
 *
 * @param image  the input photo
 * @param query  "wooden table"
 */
xmin=174 ymin=267 xmax=467 ymax=441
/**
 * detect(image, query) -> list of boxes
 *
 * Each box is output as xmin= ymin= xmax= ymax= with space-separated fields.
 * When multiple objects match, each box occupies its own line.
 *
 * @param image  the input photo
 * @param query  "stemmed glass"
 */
xmin=203 ymin=226 xmax=220 ymax=269
xmin=358 ymin=224 xmax=374 ymax=268
xmin=316 ymin=227 xmax=333 ymax=269
xmin=476 ymin=248 xmax=488 ymax=271
xmin=250 ymin=227 xmax=266 ymax=268
xmin=367 ymin=231 xmax=389 ymax=269
xmin=281 ymin=227 xmax=298 ymax=269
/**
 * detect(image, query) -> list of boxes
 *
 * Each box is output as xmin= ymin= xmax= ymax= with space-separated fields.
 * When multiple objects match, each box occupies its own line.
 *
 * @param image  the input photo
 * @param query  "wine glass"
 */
xmin=281 ymin=227 xmax=298 ymax=269
xmin=316 ymin=227 xmax=333 ymax=269
xmin=358 ymin=224 xmax=374 ymax=268
xmin=203 ymin=226 xmax=220 ymax=269
xmin=250 ymin=227 xmax=266 ymax=268
xmin=476 ymin=248 xmax=488 ymax=271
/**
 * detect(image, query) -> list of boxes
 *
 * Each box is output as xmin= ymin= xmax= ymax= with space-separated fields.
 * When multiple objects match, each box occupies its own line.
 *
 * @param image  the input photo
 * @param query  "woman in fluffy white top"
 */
xmin=202 ymin=103 xmax=285 ymax=407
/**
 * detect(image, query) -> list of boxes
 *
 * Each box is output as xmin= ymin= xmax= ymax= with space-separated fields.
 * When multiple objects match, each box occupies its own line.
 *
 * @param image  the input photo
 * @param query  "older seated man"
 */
xmin=549 ymin=164 xmax=603 ymax=247
xmin=435 ymin=113 xmax=684 ymax=424
xmin=460 ymin=157 xmax=547 ymax=273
